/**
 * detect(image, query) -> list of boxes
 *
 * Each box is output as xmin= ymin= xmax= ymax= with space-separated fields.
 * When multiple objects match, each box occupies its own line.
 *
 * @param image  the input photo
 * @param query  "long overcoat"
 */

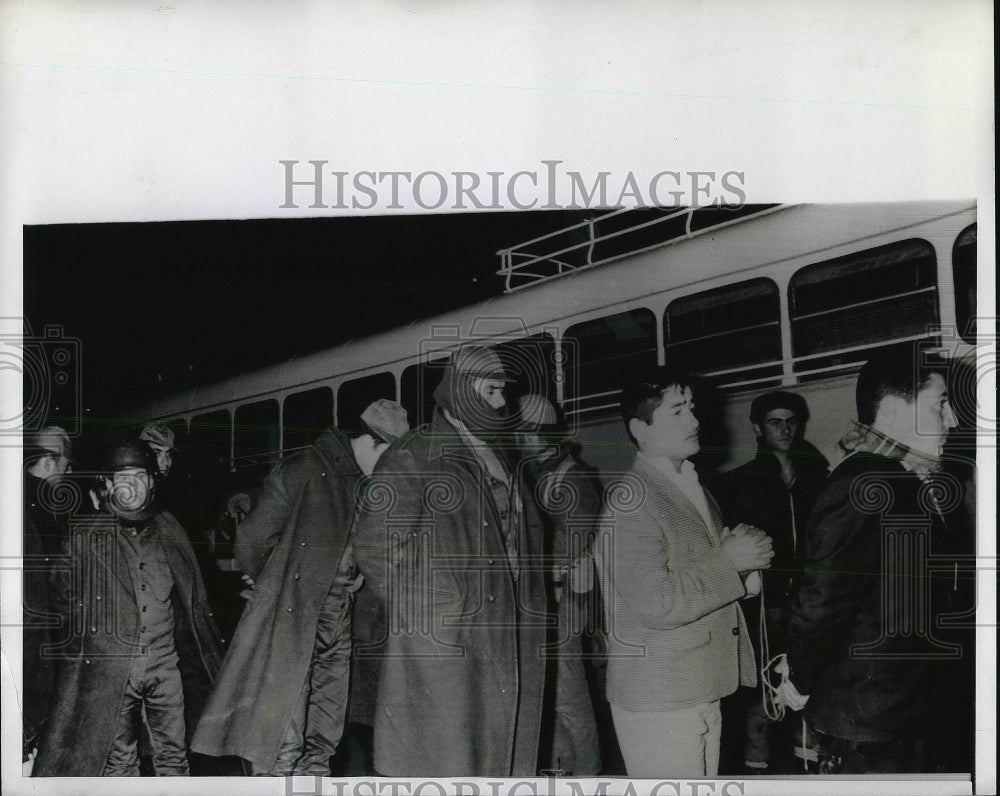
xmin=190 ymin=430 xmax=361 ymax=771
xmin=33 ymin=509 xmax=223 ymax=776
xmin=352 ymin=409 xmax=549 ymax=777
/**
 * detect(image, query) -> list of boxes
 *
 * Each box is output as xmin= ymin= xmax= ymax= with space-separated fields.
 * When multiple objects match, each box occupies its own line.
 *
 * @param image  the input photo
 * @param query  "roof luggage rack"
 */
xmin=496 ymin=204 xmax=784 ymax=293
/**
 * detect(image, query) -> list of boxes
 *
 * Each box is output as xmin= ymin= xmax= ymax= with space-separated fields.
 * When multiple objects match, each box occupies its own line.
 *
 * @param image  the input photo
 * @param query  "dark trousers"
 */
xmin=258 ymin=588 xmax=354 ymax=776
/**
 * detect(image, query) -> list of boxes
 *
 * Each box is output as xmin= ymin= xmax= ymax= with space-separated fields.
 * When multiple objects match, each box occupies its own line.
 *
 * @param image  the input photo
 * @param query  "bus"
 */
xmin=124 ymin=201 xmax=978 ymax=538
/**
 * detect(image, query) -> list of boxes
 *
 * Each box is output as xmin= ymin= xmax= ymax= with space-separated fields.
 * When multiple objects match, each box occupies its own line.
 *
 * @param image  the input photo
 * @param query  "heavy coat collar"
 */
xmin=312 ymin=428 xmax=362 ymax=477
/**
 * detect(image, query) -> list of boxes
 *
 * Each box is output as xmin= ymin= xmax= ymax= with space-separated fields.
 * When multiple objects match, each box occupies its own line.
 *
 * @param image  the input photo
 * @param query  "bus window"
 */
xmin=283 ymin=386 xmax=333 ymax=452
xmin=664 ymin=278 xmax=781 ymax=387
xmin=490 ymin=332 xmax=557 ymax=405
xmin=337 ymin=372 xmax=396 ymax=432
xmin=953 ymin=224 xmax=976 ymax=344
xmin=564 ymin=308 xmax=658 ymax=415
xmin=790 ymin=239 xmax=938 ymax=377
xmin=401 ymin=356 xmax=450 ymax=429
xmin=189 ymin=409 xmax=232 ymax=471
xmin=234 ymin=399 xmax=280 ymax=470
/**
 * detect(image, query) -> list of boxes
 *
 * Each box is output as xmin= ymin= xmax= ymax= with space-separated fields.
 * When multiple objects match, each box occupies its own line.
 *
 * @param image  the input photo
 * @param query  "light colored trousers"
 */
xmin=610 ymin=700 xmax=722 ymax=778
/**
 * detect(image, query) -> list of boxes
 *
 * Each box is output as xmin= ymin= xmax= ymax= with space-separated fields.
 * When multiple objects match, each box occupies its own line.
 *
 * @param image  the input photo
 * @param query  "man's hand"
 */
xmin=239 ymin=573 xmax=255 ymax=600
xmin=721 ymin=524 xmax=774 ymax=572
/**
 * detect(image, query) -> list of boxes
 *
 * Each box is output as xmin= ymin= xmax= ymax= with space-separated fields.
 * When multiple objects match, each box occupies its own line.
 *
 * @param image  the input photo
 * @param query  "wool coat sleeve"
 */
xmin=611 ymin=505 xmax=745 ymax=631
xmin=352 ymin=446 xmax=424 ymax=608
xmin=234 ymin=459 xmax=295 ymax=580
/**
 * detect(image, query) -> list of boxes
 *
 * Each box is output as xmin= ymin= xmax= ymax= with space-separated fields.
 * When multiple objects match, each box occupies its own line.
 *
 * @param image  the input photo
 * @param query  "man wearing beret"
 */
xmin=191 ymin=399 xmax=409 ymax=776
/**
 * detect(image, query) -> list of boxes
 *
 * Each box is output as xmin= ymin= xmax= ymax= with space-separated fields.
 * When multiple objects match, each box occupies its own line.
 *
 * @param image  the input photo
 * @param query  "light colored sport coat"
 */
xmin=596 ymin=454 xmax=757 ymax=712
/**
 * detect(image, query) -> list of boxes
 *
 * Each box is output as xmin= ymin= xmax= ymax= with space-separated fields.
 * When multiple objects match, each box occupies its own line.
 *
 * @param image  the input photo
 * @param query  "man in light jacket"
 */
xmin=595 ymin=367 xmax=772 ymax=777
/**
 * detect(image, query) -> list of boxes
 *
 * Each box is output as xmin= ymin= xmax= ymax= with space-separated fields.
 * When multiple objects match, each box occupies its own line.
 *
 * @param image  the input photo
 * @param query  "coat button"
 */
xmin=300 ymin=542 xmax=307 ymax=547
xmin=321 ymin=472 xmax=327 ymax=477
xmin=95 ymin=595 xmax=101 ymax=601
xmin=488 ymin=595 xmax=496 ymax=602
xmin=84 ymin=659 xmax=91 ymax=665
xmin=487 ymin=559 xmax=494 ymax=565
xmin=294 ymin=573 xmax=300 ymax=580
xmin=287 ymin=607 xmax=294 ymax=613
xmin=731 ymin=627 xmax=739 ymax=636
xmin=90 ymin=626 xmax=97 ymax=633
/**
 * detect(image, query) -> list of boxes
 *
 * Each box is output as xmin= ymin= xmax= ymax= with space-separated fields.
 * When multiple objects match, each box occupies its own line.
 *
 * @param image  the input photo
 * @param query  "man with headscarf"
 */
xmin=353 ymin=344 xmax=549 ymax=777
xmin=34 ymin=438 xmax=223 ymax=776
xmin=516 ymin=393 xmax=602 ymax=776
xmin=191 ymin=399 xmax=409 ymax=776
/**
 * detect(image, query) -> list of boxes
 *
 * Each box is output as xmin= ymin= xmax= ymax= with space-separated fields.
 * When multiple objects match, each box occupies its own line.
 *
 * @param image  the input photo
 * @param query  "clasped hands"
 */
xmin=720 ymin=522 xmax=774 ymax=572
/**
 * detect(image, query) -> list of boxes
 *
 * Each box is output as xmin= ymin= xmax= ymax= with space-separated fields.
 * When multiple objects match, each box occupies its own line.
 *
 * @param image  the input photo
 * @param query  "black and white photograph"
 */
xmin=1 ymin=4 xmax=994 ymax=796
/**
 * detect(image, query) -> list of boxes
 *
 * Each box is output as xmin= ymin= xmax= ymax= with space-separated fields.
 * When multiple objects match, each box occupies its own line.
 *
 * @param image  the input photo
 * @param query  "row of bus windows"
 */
xmin=179 ymin=226 xmax=975 ymax=470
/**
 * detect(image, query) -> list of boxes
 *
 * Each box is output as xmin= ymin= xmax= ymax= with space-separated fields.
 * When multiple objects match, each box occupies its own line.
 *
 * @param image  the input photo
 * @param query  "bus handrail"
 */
xmin=496 ymin=204 xmax=785 ymax=293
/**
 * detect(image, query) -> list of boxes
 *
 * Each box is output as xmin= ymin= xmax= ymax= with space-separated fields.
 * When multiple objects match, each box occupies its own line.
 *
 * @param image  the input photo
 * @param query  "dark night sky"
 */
xmin=23 ymin=210 xmax=598 ymax=425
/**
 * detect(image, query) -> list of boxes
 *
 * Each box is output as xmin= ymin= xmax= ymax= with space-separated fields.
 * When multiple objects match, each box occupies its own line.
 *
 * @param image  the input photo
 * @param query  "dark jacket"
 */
xmin=353 ymin=409 xmax=549 ymax=777
xmin=34 ymin=509 xmax=223 ymax=776
xmin=530 ymin=450 xmax=602 ymax=776
xmin=191 ymin=429 xmax=361 ymax=770
xmin=716 ymin=440 xmax=829 ymax=605
xmin=785 ymin=452 xmax=967 ymax=744
xmin=22 ymin=474 xmax=69 ymax=753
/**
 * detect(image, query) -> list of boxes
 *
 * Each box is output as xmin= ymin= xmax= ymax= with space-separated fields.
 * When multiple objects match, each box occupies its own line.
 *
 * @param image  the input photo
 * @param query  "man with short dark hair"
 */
xmin=779 ymin=345 xmax=967 ymax=773
xmin=595 ymin=368 xmax=773 ymax=777
xmin=191 ymin=399 xmax=409 ymax=776
xmin=34 ymin=438 xmax=223 ymax=776
xmin=716 ymin=391 xmax=829 ymax=772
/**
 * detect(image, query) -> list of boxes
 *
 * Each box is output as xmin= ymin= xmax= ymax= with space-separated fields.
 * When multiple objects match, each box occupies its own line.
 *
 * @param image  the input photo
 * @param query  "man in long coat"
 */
xmin=515 ymin=393 xmax=601 ymax=776
xmin=21 ymin=427 xmax=76 ymax=766
xmin=353 ymin=345 xmax=549 ymax=777
xmin=191 ymin=400 xmax=409 ymax=775
xmin=34 ymin=439 xmax=223 ymax=776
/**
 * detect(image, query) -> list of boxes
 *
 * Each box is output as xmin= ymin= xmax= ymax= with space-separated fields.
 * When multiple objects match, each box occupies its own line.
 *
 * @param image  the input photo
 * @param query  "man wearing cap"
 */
xmin=516 ymin=394 xmax=602 ymax=776
xmin=34 ymin=438 xmax=223 ymax=776
xmin=353 ymin=345 xmax=549 ymax=777
xmin=715 ymin=391 xmax=829 ymax=773
xmin=140 ymin=422 xmax=177 ymax=479
xmin=21 ymin=426 xmax=76 ymax=767
xmin=191 ymin=399 xmax=409 ymax=776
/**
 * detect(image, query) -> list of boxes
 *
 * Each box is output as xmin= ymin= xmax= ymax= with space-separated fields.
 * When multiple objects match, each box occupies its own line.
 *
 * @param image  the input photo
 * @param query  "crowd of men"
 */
xmin=20 ymin=341 xmax=976 ymax=778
